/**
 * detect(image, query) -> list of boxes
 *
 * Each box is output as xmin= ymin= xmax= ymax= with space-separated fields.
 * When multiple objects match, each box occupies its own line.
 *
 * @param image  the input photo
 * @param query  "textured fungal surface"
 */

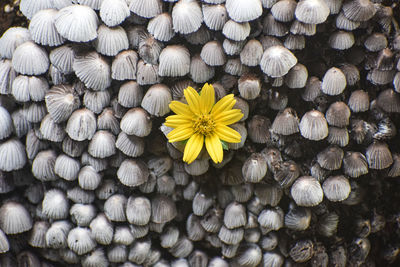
xmin=1 ymin=0 xmax=400 ymax=266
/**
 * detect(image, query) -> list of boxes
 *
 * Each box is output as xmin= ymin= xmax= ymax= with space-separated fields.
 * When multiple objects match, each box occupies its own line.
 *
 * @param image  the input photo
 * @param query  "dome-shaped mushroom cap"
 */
xmin=0 ymin=27 xmax=32 ymax=59
xmin=100 ymin=0 xmax=130 ymax=27
xmin=148 ymin=13 xmax=175 ymax=42
xmin=20 ymin=0 xmax=71 ymax=20
xmin=291 ymin=176 xmax=324 ymax=207
xmin=172 ymin=0 xmax=203 ymax=34
xmin=202 ymin=4 xmax=228 ymax=31
xmin=55 ymin=5 xmax=99 ymax=42
xmin=159 ymin=45 xmax=190 ymax=77
xmin=225 ymin=0 xmax=263 ymax=23
xmin=0 ymin=201 xmax=32 ymax=234
xmin=12 ymin=41 xmax=49 ymax=75
xmin=299 ymin=110 xmax=329 ymax=141
xmin=72 ymin=51 xmax=111 ymax=91
xmin=0 ymin=138 xmax=27 ymax=172
xmin=321 ymin=67 xmax=347 ymax=95
xmin=129 ymin=0 xmax=163 ymax=18
xmin=295 ymin=0 xmax=330 ymax=24
xmin=29 ymin=9 xmax=65 ymax=46
xmin=93 ymin=25 xmax=129 ymax=57
xmin=260 ymin=46 xmax=297 ymax=77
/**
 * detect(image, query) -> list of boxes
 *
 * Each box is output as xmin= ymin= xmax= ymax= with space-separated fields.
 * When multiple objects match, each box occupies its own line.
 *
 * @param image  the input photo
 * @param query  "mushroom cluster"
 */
xmin=0 ymin=0 xmax=400 ymax=266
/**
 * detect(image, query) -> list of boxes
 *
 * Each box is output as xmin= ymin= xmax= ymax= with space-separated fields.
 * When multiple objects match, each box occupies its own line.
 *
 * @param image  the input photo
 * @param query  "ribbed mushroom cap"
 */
xmin=271 ymin=0 xmax=296 ymax=22
xmin=0 ymin=27 xmax=32 ymax=59
xmin=364 ymin=33 xmax=387 ymax=52
xmin=11 ymin=75 xmax=48 ymax=103
xmin=342 ymin=0 xmax=376 ymax=22
xmin=55 ymin=5 xmax=99 ymax=42
xmin=201 ymin=40 xmax=226 ymax=66
xmin=172 ymin=0 xmax=203 ymax=34
xmin=141 ymin=84 xmax=171 ymax=116
xmin=159 ymin=45 xmax=190 ymax=77
xmin=0 ymin=201 xmax=32 ymax=234
xmin=45 ymin=84 xmax=80 ymax=123
xmin=151 ymin=194 xmax=177 ymax=223
xmin=260 ymin=46 xmax=297 ymax=77
xmin=126 ymin=196 xmax=151 ymax=225
xmin=329 ymin=31 xmax=355 ymax=50
xmin=336 ymin=11 xmax=360 ymax=31
xmin=129 ymin=0 xmax=162 ymax=18
xmin=322 ymin=175 xmax=351 ymax=202
xmin=29 ymin=9 xmax=65 ymax=46
xmin=272 ymin=108 xmax=299 ymax=135
xmin=295 ymin=0 xmax=330 ymax=24
xmin=12 ymin=41 xmax=49 ymax=75
xmin=0 ymin=138 xmax=27 ymax=172
xmin=321 ymin=67 xmax=347 ymax=95
xmin=67 ymin=227 xmax=96 ymax=255
xmin=117 ymin=159 xmax=149 ymax=187
xmin=66 ymin=108 xmax=96 ymax=141
xmin=222 ymin=20 xmax=251 ymax=42
xmin=190 ymin=54 xmax=215 ymax=83
xmin=148 ymin=13 xmax=175 ymax=42
xmin=225 ymin=0 xmax=263 ymax=22
xmin=42 ymin=188 xmax=69 ymax=219
xmin=202 ymin=4 xmax=228 ymax=31
xmin=366 ymin=141 xmax=393 ymax=170
xmin=93 ymin=25 xmax=129 ymax=57
xmin=299 ymin=110 xmax=328 ymax=141
xmin=100 ymin=0 xmax=130 ymax=27
xmin=73 ymin=51 xmax=111 ymax=91
xmin=19 ymin=0 xmax=65 ymax=20
xmin=291 ymin=176 xmax=323 ymax=207
xmin=325 ymin=101 xmax=351 ymax=127
xmin=32 ymin=149 xmax=57 ymax=182
xmin=285 ymin=63 xmax=308 ymax=88
xmin=317 ymin=145 xmax=344 ymax=170
xmin=111 ymin=51 xmax=137 ymax=81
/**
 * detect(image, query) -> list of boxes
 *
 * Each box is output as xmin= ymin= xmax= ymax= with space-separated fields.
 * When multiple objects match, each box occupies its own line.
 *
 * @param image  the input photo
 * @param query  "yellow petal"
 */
xmin=167 ymin=126 xmax=194 ymax=143
xmin=183 ymin=133 xmax=204 ymax=164
xmin=211 ymin=94 xmax=236 ymax=115
xmin=213 ymin=109 xmax=244 ymax=125
xmin=169 ymin=101 xmax=193 ymax=117
xmin=184 ymin=87 xmax=201 ymax=115
xmin=165 ymin=115 xmax=193 ymax=128
xmin=199 ymin=83 xmax=215 ymax=114
xmin=214 ymin=124 xmax=241 ymax=143
xmin=205 ymin=133 xmax=223 ymax=164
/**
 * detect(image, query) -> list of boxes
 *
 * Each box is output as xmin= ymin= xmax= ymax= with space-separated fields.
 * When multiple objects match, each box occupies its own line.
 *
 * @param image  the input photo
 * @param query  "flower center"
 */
xmin=193 ymin=114 xmax=215 ymax=136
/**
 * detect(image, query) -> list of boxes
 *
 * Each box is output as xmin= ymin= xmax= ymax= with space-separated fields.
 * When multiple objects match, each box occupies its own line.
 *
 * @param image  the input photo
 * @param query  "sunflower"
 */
xmin=164 ymin=83 xmax=244 ymax=164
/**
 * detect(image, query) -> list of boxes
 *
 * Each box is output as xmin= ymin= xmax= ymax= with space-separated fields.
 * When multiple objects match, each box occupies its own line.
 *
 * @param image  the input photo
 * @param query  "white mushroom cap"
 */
xmin=73 ymin=51 xmax=111 ymax=91
xmin=225 ymin=0 xmax=263 ymax=23
xmin=0 ymin=27 xmax=32 ymax=59
xmin=93 ymin=25 xmax=129 ymax=57
xmin=172 ymin=0 xmax=203 ymax=34
xmin=12 ymin=41 xmax=49 ymax=75
xmin=29 ymin=9 xmax=65 ymax=46
xmin=100 ymin=0 xmax=130 ymax=27
xmin=295 ymin=0 xmax=330 ymax=24
xmin=0 ymin=201 xmax=32 ymax=234
xmin=159 ymin=45 xmax=190 ymax=77
xmin=260 ymin=45 xmax=297 ymax=77
xmin=148 ymin=13 xmax=175 ymax=42
xmin=55 ymin=5 xmax=99 ymax=42
xmin=129 ymin=0 xmax=163 ymax=18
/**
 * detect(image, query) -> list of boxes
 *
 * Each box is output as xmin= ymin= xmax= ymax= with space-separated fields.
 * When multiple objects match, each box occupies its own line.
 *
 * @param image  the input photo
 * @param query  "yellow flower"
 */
xmin=165 ymin=83 xmax=243 ymax=164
